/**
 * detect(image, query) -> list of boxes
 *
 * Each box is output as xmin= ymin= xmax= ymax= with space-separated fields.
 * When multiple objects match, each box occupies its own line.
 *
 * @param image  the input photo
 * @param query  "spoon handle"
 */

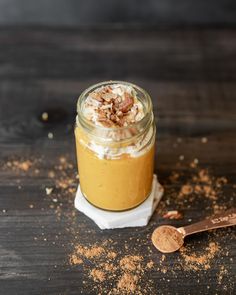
xmin=178 ymin=208 xmax=236 ymax=237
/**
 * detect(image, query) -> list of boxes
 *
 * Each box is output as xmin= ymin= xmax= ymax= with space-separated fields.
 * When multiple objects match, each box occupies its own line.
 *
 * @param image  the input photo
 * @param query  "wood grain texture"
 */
xmin=0 ymin=27 xmax=235 ymax=295
xmin=0 ymin=0 xmax=236 ymax=26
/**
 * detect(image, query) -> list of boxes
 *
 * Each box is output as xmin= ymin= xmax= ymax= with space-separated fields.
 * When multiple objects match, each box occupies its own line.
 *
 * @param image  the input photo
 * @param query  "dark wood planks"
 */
xmin=0 ymin=27 xmax=235 ymax=81
xmin=0 ymin=27 xmax=235 ymax=295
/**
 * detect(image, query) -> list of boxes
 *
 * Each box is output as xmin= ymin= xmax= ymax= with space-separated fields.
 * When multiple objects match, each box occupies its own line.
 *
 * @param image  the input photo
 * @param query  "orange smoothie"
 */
xmin=75 ymin=81 xmax=155 ymax=211
xmin=75 ymin=126 xmax=155 ymax=210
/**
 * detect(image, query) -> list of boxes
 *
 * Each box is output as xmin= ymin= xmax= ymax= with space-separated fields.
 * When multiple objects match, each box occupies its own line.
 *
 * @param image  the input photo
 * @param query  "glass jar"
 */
xmin=75 ymin=81 xmax=156 ymax=211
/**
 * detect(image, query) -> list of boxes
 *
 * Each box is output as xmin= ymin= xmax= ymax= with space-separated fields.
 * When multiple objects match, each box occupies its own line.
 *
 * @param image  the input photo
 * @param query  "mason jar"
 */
xmin=75 ymin=81 xmax=156 ymax=211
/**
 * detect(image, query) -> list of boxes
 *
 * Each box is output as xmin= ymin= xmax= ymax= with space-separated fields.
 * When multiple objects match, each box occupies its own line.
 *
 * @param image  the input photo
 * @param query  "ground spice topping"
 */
xmin=152 ymin=225 xmax=184 ymax=253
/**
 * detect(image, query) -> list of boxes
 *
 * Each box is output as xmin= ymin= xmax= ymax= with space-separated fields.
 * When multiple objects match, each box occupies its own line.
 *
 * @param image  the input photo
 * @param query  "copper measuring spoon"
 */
xmin=152 ymin=209 xmax=236 ymax=253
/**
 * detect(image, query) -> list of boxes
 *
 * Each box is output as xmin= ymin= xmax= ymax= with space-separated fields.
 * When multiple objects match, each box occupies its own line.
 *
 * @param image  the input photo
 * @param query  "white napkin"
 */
xmin=74 ymin=174 xmax=164 ymax=229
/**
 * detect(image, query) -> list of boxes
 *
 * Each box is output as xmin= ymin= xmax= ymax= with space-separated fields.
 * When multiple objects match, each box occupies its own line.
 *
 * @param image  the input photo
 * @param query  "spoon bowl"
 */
xmin=152 ymin=209 xmax=236 ymax=253
xmin=152 ymin=225 xmax=184 ymax=253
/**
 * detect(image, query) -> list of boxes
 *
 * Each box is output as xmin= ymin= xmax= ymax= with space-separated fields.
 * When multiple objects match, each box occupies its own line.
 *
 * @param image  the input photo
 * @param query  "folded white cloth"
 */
xmin=74 ymin=174 xmax=164 ymax=229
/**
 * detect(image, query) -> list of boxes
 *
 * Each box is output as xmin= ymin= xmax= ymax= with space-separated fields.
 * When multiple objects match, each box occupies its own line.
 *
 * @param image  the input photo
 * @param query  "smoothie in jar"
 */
xmin=75 ymin=81 xmax=156 ymax=211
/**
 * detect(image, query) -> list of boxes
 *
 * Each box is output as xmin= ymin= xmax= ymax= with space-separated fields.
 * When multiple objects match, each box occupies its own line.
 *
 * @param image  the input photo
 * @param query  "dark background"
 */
xmin=0 ymin=0 xmax=235 ymax=26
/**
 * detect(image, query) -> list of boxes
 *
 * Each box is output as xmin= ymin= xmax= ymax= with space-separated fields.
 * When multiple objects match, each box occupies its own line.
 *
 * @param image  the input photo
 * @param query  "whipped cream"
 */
xmin=88 ymin=125 xmax=155 ymax=159
xmin=78 ymin=83 xmax=155 ymax=159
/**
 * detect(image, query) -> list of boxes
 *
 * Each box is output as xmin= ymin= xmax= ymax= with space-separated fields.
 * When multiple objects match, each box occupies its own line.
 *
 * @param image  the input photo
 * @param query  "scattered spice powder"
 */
xmin=190 ymin=158 xmax=199 ymax=168
xmin=146 ymin=261 xmax=154 ymax=269
xmin=69 ymin=241 xmax=153 ymax=294
xmin=169 ymin=172 xmax=180 ymax=182
xmin=156 ymin=161 xmax=233 ymax=281
xmin=70 ymin=254 xmax=83 ymax=265
xmin=117 ymin=273 xmax=138 ymax=293
xmin=198 ymin=169 xmax=211 ymax=183
xmin=161 ymin=254 xmax=166 ymax=262
xmin=107 ymin=251 xmax=117 ymax=259
xmin=5 ymin=160 xmax=33 ymax=172
xmin=120 ymin=255 xmax=142 ymax=271
xmin=174 ymin=165 xmax=229 ymax=214
xmin=90 ymin=268 xmax=106 ymax=282
xmin=180 ymin=184 xmax=193 ymax=196
xmin=72 ymin=245 xmax=105 ymax=260
xmin=217 ymin=265 xmax=228 ymax=284
xmin=48 ymin=170 xmax=55 ymax=178
xmin=180 ymin=242 xmax=220 ymax=271
xmin=160 ymin=266 xmax=167 ymax=274
xmin=102 ymin=262 xmax=116 ymax=272
xmin=2 ymin=154 xmax=234 ymax=293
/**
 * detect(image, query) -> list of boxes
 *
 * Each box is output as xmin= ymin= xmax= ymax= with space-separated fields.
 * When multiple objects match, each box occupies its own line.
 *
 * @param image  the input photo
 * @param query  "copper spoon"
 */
xmin=152 ymin=209 xmax=236 ymax=253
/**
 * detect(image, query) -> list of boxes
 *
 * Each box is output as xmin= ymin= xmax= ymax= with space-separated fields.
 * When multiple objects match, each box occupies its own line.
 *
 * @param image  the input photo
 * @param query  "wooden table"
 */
xmin=0 ymin=27 xmax=235 ymax=294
